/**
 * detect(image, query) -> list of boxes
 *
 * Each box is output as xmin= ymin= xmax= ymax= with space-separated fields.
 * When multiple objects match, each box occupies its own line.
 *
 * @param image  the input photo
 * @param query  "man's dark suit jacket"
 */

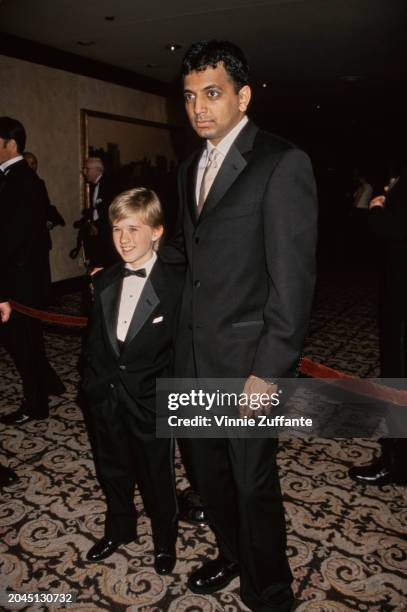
xmin=0 ymin=159 xmax=50 ymax=307
xmin=369 ymin=165 xmax=407 ymax=377
xmin=82 ymin=258 xmax=185 ymax=432
xmin=169 ymin=120 xmax=317 ymax=379
xmin=87 ymin=174 xmax=118 ymax=267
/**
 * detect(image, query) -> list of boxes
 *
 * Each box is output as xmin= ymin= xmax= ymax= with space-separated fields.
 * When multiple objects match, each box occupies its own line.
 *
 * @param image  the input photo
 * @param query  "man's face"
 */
xmin=183 ymin=63 xmax=251 ymax=145
xmin=0 ymin=138 xmax=17 ymax=164
xmin=83 ymin=162 xmax=102 ymax=184
xmin=112 ymin=213 xmax=163 ymax=269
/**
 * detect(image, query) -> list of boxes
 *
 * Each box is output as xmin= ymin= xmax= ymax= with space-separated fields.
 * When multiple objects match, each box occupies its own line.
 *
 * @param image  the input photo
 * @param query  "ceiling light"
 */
xmin=262 ymin=83 xmax=268 ymax=88
xmin=165 ymin=43 xmax=182 ymax=52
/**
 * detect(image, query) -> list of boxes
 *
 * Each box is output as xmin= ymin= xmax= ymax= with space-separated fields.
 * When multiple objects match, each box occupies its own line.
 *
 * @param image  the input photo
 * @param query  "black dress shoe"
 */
xmin=348 ymin=455 xmax=404 ymax=485
xmin=187 ymin=556 xmax=239 ymax=594
xmin=86 ymin=536 xmax=135 ymax=562
xmin=154 ymin=548 xmax=176 ymax=575
xmin=0 ymin=465 xmax=19 ymax=487
xmin=0 ymin=408 xmax=40 ymax=426
xmin=178 ymin=487 xmax=208 ymax=525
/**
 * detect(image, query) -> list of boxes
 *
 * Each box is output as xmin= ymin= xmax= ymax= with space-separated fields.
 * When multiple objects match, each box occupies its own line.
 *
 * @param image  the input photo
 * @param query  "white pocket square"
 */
xmin=152 ymin=316 xmax=164 ymax=324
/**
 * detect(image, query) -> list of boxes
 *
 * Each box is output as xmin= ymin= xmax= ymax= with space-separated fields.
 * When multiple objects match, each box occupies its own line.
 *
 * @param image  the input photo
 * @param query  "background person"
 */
xmin=82 ymin=156 xmax=118 ymax=269
xmin=0 ymin=117 xmax=64 ymax=426
xmin=349 ymin=166 xmax=407 ymax=485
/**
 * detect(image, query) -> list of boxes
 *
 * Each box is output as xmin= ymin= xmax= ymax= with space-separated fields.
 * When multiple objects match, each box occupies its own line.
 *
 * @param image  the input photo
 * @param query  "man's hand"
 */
xmin=0 ymin=302 xmax=12 ymax=323
xmin=89 ymin=267 xmax=103 ymax=276
xmin=239 ymin=374 xmax=278 ymax=418
xmin=369 ymin=195 xmax=385 ymax=210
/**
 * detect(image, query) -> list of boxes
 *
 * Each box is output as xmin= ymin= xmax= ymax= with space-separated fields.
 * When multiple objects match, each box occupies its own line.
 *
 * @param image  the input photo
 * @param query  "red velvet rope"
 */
xmin=8 ymin=300 xmax=407 ymax=406
xmin=10 ymin=300 xmax=88 ymax=327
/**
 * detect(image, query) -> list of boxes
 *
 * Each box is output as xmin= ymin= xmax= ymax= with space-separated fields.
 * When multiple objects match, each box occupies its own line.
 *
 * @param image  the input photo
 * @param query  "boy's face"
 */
xmin=112 ymin=213 xmax=163 ymax=269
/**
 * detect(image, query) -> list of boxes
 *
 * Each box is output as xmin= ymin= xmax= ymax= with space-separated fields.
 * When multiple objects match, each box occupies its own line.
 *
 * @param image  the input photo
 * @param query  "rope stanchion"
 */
xmin=7 ymin=300 xmax=407 ymax=406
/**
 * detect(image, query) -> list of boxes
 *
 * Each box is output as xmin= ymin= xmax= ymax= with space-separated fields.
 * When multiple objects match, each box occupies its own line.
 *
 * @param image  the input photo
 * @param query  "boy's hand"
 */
xmin=0 ymin=302 xmax=12 ymax=323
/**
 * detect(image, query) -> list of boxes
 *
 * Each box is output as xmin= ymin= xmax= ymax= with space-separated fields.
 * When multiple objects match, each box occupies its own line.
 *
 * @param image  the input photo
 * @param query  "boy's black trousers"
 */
xmin=88 ymin=382 xmax=178 ymax=548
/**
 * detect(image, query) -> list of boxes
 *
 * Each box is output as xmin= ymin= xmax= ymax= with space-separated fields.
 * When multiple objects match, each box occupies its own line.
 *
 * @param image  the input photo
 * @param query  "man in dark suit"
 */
xmin=349 ymin=166 xmax=407 ymax=485
xmin=82 ymin=188 xmax=184 ymax=573
xmin=0 ymin=117 xmax=64 ymax=426
xmin=164 ymin=41 xmax=317 ymax=611
xmin=82 ymin=156 xmax=118 ymax=269
xmin=23 ymin=151 xmax=66 ymax=305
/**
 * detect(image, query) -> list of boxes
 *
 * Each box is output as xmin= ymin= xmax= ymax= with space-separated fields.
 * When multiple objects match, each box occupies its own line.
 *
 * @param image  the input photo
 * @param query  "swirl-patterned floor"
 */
xmin=0 ymin=269 xmax=406 ymax=611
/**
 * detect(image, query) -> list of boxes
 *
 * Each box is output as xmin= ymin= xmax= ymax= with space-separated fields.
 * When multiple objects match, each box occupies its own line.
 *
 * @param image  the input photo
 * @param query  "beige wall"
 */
xmin=0 ymin=55 xmax=174 ymax=281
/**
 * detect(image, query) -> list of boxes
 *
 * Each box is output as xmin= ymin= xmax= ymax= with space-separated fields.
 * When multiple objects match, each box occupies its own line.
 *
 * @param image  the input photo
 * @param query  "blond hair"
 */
xmin=109 ymin=187 xmax=164 ymax=228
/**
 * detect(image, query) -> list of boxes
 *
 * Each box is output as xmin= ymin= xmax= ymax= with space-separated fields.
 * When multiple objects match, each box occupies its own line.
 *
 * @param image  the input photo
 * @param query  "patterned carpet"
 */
xmin=0 ymin=268 xmax=406 ymax=611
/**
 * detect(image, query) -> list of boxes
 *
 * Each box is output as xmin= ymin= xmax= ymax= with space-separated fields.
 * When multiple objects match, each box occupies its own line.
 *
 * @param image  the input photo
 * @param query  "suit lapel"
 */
xmin=100 ymin=271 xmax=123 ymax=357
xmin=186 ymin=150 xmax=202 ymax=226
xmin=124 ymin=278 xmax=160 ymax=347
xmin=198 ymin=120 xmax=258 ymax=221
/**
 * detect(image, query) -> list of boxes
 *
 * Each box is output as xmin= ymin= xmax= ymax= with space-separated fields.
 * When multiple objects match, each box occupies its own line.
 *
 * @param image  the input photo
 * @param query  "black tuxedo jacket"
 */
xmin=165 ymin=120 xmax=318 ymax=379
xmin=82 ymin=258 xmax=185 ymax=421
xmin=0 ymin=159 xmax=50 ymax=306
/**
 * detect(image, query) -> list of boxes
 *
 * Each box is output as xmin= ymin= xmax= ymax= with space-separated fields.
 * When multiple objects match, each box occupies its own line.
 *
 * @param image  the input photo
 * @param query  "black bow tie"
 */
xmin=122 ymin=267 xmax=147 ymax=278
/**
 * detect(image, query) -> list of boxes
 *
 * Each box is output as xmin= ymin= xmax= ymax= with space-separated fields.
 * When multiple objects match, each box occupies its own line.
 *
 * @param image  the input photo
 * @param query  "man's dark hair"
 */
xmin=181 ymin=40 xmax=249 ymax=92
xmin=0 ymin=117 xmax=27 ymax=153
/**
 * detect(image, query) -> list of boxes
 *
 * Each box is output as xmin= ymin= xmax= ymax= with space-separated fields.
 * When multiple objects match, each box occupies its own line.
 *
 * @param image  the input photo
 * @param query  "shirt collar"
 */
xmin=0 ymin=155 xmax=24 ymax=173
xmin=124 ymin=251 xmax=157 ymax=276
xmin=206 ymin=115 xmax=249 ymax=159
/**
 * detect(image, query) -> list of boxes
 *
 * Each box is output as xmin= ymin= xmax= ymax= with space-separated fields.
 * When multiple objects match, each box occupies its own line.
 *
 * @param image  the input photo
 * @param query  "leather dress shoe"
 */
xmin=0 ymin=407 xmax=47 ymax=426
xmin=187 ymin=556 xmax=239 ymax=594
xmin=86 ymin=536 xmax=135 ymax=562
xmin=349 ymin=455 xmax=405 ymax=485
xmin=154 ymin=547 xmax=176 ymax=575
xmin=178 ymin=487 xmax=208 ymax=525
xmin=0 ymin=465 xmax=19 ymax=487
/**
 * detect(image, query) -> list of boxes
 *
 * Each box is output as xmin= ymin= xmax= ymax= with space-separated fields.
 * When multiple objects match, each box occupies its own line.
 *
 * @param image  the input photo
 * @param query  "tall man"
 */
xmin=167 ymin=41 xmax=317 ymax=611
xmin=0 ymin=117 xmax=63 ymax=426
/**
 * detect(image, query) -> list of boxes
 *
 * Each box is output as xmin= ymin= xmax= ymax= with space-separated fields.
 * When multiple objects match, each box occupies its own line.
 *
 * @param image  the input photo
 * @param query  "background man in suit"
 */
xmin=82 ymin=156 xmax=117 ymax=269
xmin=168 ymin=41 xmax=317 ymax=611
xmin=23 ymin=151 xmax=66 ymax=305
xmin=349 ymin=166 xmax=407 ymax=485
xmin=0 ymin=117 xmax=64 ymax=426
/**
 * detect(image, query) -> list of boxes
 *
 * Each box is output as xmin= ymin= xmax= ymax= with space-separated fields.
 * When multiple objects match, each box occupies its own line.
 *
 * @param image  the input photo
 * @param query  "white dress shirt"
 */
xmin=0 ymin=155 xmax=24 ymax=174
xmin=116 ymin=252 xmax=157 ymax=342
xmin=195 ymin=115 xmax=249 ymax=204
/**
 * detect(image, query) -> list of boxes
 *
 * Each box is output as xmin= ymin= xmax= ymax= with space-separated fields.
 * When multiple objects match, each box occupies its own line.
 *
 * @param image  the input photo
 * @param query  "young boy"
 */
xmin=82 ymin=187 xmax=184 ymax=574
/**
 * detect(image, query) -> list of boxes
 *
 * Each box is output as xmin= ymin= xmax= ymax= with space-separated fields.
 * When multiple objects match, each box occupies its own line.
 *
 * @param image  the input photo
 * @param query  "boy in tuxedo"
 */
xmin=82 ymin=187 xmax=184 ymax=573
